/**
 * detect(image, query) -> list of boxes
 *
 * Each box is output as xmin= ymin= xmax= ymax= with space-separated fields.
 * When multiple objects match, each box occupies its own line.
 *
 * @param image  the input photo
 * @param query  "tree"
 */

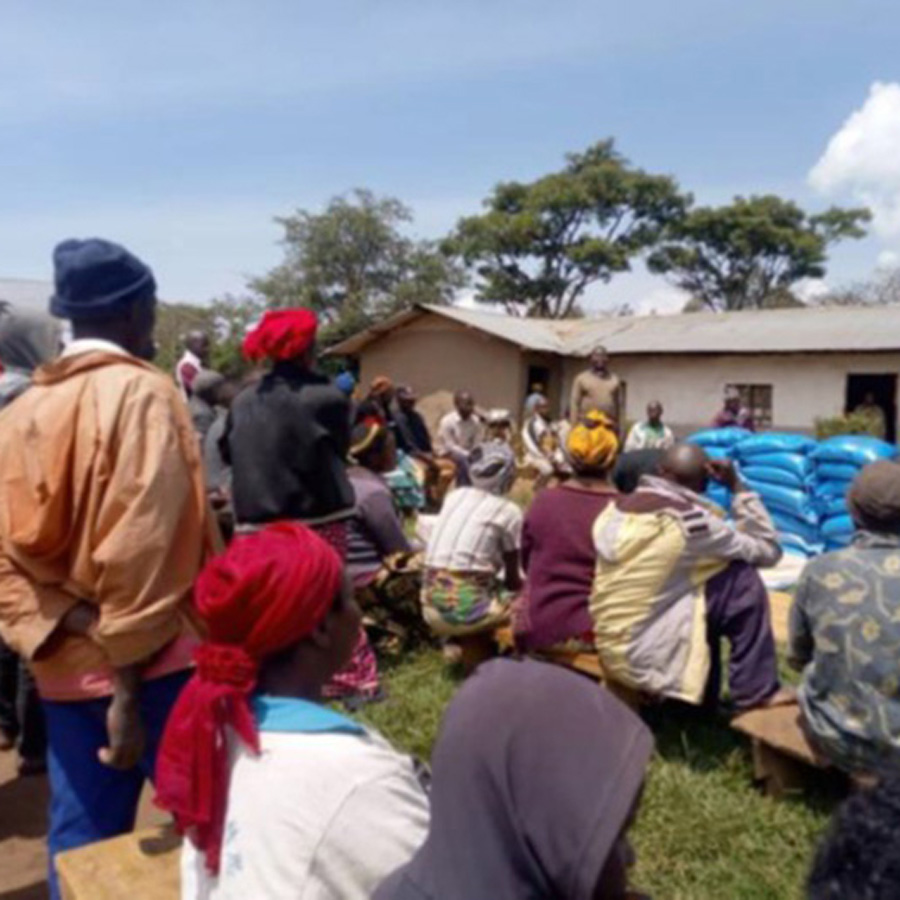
xmin=817 ymin=266 xmax=900 ymax=307
xmin=444 ymin=140 xmax=689 ymax=319
xmin=251 ymin=189 xmax=465 ymax=342
xmin=647 ymin=195 xmax=870 ymax=312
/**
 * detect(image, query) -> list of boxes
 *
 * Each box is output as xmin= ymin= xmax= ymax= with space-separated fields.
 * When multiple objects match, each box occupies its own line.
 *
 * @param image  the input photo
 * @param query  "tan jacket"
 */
xmin=569 ymin=370 xmax=621 ymax=423
xmin=0 ymin=350 xmax=218 ymax=694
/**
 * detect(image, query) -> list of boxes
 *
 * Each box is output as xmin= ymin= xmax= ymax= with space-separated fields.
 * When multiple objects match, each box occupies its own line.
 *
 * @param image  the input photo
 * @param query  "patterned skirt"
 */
xmin=422 ymin=568 xmax=511 ymax=637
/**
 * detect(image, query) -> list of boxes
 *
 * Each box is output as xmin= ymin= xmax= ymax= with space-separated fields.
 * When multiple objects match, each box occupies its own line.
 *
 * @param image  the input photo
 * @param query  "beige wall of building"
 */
xmin=358 ymin=317 xmax=526 ymax=422
xmin=563 ymin=352 xmax=900 ymax=436
xmin=353 ymin=312 xmax=900 ymax=438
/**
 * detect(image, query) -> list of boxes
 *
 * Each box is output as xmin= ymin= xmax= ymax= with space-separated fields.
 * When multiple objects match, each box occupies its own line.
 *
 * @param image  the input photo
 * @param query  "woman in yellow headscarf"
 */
xmin=513 ymin=411 xmax=621 ymax=653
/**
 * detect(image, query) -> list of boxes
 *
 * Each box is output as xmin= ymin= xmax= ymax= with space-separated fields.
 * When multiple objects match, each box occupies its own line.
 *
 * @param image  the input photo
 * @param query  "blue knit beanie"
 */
xmin=335 ymin=371 xmax=357 ymax=395
xmin=50 ymin=238 xmax=156 ymax=321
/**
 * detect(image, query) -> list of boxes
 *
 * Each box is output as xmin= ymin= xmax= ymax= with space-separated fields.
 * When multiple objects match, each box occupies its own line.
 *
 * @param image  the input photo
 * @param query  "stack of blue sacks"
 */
xmin=731 ymin=433 xmax=821 ymax=558
xmin=686 ymin=427 xmax=751 ymax=511
xmin=812 ymin=436 xmax=899 ymax=550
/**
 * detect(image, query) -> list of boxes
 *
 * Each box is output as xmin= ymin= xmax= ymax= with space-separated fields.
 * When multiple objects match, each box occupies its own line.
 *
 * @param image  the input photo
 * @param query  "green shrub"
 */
xmin=814 ymin=411 xmax=882 ymax=440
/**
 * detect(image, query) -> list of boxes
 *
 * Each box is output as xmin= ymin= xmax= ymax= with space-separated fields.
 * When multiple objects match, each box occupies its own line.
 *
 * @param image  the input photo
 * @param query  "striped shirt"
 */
xmin=425 ymin=488 xmax=523 ymax=574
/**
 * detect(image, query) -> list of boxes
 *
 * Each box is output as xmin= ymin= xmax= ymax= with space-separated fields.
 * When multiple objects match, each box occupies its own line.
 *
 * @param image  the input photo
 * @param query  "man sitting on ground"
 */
xmin=625 ymin=401 xmax=675 ymax=452
xmin=436 ymin=390 xmax=484 ymax=487
xmin=591 ymin=443 xmax=789 ymax=710
xmin=157 ymin=523 xmax=429 ymax=899
xmin=789 ymin=461 xmax=900 ymax=776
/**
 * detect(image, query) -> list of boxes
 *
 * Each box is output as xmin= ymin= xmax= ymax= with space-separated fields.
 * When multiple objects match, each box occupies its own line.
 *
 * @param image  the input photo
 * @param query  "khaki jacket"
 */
xmin=0 ymin=350 xmax=218 ymax=693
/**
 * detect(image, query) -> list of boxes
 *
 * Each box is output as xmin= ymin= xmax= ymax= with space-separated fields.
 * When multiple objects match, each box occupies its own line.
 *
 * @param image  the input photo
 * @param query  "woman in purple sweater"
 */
xmin=514 ymin=412 xmax=620 ymax=652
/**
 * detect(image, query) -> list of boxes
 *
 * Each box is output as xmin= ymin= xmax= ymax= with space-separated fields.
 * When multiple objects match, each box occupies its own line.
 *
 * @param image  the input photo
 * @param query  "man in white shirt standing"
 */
xmin=625 ymin=401 xmax=676 ymax=452
xmin=175 ymin=330 xmax=211 ymax=399
xmin=436 ymin=390 xmax=485 ymax=487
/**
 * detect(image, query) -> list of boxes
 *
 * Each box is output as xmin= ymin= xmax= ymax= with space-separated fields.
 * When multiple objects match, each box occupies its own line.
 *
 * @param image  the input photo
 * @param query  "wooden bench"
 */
xmin=57 ymin=824 xmax=180 ymax=900
xmin=732 ymin=704 xmax=833 ymax=798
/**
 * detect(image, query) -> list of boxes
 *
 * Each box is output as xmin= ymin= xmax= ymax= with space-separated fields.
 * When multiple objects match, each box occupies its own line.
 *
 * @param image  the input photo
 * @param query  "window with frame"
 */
xmin=728 ymin=384 xmax=773 ymax=430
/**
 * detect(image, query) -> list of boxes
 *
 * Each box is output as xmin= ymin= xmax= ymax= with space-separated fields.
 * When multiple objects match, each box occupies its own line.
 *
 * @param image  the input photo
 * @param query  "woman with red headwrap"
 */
xmin=156 ymin=523 xmax=429 ymax=900
xmin=222 ymin=308 xmax=383 ymax=703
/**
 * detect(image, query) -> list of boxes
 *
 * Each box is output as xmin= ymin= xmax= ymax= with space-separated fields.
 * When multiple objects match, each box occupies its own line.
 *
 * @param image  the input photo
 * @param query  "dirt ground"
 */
xmin=0 ymin=751 xmax=164 ymax=900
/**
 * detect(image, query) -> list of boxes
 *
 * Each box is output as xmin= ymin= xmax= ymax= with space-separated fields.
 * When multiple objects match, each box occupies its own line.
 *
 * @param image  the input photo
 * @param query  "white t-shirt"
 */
xmin=424 ymin=487 xmax=523 ymax=573
xmin=181 ymin=698 xmax=430 ymax=900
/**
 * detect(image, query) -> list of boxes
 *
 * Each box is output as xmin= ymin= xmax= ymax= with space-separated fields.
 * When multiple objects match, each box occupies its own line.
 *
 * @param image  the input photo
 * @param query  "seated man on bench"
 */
xmin=590 ymin=443 xmax=791 ymax=711
xmin=789 ymin=460 xmax=900 ymax=777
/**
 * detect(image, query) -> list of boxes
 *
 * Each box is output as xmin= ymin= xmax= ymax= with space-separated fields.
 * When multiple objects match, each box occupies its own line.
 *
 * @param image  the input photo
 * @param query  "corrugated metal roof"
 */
xmin=329 ymin=302 xmax=900 ymax=357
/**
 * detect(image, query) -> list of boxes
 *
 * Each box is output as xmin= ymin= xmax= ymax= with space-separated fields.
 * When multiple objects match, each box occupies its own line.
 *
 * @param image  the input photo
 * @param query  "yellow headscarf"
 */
xmin=567 ymin=411 xmax=619 ymax=471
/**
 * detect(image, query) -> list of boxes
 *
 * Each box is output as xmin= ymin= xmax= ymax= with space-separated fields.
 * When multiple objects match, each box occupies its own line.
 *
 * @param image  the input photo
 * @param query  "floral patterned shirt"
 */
xmin=789 ymin=531 xmax=900 ymax=775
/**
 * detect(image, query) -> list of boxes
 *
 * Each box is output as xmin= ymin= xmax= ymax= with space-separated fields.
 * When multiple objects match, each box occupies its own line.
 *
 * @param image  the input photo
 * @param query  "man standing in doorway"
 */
xmin=569 ymin=345 xmax=622 ymax=427
xmin=853 ymin=392 xmax=887 ymax=440
xmin=0 ymin=239 xmax=214 ymax=899
xmin=625 ymin=401 xmax=676 ymax=452
xmin=713 ymin=386 xmax=755 ymax=432
xmin=175 ymin=329 xmax=211 ymax=398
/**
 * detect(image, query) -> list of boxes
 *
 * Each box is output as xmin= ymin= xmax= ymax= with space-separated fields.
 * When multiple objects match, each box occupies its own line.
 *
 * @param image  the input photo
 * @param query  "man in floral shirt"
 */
xmin=789 ymin=460 xmax=900 ymax=775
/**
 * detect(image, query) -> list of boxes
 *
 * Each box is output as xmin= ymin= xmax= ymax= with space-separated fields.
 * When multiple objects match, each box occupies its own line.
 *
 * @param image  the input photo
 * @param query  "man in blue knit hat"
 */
xmin=0 ymin=238 xmax=217 ymax=898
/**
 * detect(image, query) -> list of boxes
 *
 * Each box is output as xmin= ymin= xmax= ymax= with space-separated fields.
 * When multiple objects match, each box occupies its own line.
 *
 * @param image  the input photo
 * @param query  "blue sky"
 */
xmin=3 ymin=0 xmax=900 ymax=312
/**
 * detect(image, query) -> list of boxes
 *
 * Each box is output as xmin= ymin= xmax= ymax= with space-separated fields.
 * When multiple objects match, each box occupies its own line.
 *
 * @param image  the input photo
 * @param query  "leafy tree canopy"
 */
xmin=251 ymin=189 xmax=465 ymax=343
xmin=648 ymin=195 xmax=870 ymax=312
xmin=445 ymin=140 xmax=689 ymax=319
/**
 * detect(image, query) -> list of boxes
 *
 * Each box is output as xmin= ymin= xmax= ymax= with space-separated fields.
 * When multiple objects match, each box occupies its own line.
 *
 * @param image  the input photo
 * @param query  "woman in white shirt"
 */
xmin=155 ymin=523 xmax=429 ymax=900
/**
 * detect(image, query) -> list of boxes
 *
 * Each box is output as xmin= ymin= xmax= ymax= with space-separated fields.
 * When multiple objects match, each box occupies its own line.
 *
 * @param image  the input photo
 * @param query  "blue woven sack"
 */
xmin=688 ymin=427 xmax=751 ymax=448
xmin=741 ymin=465 xmax=809 ymax=490
xmin=815 ymin=462 xmax=861 ymax=483
xmin=821 ymin=514 xmax=855 ymax=539
xmin=734 ymin=433 xmax=817 ymax=458
xmin=812 ymin=436 xmax=898 ymax=467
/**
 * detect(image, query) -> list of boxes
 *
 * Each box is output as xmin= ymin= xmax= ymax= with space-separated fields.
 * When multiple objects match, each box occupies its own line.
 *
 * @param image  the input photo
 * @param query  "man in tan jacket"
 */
xmin=0 ymin=238 xmax=216 ymax=898
xmin=569 ymin=345 xmax=622 ymax=427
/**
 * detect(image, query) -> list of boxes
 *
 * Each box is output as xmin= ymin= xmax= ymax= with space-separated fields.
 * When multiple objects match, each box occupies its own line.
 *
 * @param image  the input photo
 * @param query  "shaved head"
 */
xmin=659 ymin=443 xmax=709 ymax=494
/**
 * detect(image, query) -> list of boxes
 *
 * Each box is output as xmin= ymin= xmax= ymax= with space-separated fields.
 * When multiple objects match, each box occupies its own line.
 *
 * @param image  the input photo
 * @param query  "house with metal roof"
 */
xmin=330 ymin=303 xmax=900 ymax=439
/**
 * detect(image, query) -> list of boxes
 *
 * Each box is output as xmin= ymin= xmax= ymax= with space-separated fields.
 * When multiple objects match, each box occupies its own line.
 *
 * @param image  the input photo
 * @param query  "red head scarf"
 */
xmin=242 ymin=308 xmax=318 ymax=362
xmin=155 ymin=522 xmax=343 ymax=874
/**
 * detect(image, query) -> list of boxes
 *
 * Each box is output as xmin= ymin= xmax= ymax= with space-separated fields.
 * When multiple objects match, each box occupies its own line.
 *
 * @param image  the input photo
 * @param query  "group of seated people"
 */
xmin=160 ymin=388 xmax=900 ymax=898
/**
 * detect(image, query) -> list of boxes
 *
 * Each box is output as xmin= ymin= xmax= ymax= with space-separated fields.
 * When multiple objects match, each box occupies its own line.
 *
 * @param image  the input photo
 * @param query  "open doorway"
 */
xmin=845 ymin=374 xmax=897 ymax=443
xmin=526 ymin=364 xmax=551 ymax=405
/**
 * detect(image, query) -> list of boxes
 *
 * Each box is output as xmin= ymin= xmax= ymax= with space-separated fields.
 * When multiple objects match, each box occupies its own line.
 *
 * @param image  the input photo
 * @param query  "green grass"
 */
xmin=355 ymin=648 xmax=839 ymax=900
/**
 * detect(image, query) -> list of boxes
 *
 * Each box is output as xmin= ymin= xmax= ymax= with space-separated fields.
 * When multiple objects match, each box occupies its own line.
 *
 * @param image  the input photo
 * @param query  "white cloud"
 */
xmin=877 ymin=249 xmax=900 ymax=270
xmin=793 ymin=277 xmax=831 ymax=302
xmin=809 ymin=82 xmax=900 ymax=241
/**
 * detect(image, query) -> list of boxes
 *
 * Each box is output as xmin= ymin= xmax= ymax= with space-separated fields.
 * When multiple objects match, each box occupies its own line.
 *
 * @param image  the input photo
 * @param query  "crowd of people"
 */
xmin=0 ymin=237 xmax=896 ymax=898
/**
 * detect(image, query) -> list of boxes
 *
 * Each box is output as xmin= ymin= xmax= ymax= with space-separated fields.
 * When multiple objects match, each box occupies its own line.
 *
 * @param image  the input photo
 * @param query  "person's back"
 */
xmin=182 ymin=700 xmax=428 ymax=900
xmin=791 ymin=528 xmax=900 ymax=774
xmin=227 ymin=362 xmax=353 ymax=525
xmin=517 ymin=484 xmax=615 ymax=651
xmin=425 ymin=486 xmax=520 ymax=574
xmin=0 ymin=238 xmax=214 ymax=900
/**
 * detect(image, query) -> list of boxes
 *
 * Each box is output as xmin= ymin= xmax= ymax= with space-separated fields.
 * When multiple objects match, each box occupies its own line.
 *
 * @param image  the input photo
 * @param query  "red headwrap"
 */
xmin=154 ymin=522 xmax=343 ymax=875
xmin=242 ymin=308 xmax=318 ymax=362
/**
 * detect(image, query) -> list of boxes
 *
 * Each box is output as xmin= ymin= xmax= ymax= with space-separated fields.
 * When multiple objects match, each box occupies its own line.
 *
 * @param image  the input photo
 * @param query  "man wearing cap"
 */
xmin=713 ymin=387 xmax=755 ymax=431
xmin=0 ymin=238 xmax=215 ymax=897
xmin=789 ymin=460 xmax=900 ymax=776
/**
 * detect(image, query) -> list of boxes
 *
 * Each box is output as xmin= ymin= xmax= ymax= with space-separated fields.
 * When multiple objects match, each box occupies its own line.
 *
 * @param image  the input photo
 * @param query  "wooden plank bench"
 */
xmin=732 ymin=704 xmax=832 ymax=798
xmin=57 ymin=824 xmax=180 ymax=900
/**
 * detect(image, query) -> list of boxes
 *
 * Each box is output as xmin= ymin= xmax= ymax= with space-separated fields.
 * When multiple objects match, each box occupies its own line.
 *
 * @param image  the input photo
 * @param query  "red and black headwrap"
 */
xmin=154 ymin=522 xmax=343 ymax=874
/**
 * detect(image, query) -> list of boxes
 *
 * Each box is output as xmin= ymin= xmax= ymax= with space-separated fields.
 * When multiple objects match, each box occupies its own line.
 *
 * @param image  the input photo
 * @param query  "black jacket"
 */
xmin=223 ymin=363 xmax=354 ymax=524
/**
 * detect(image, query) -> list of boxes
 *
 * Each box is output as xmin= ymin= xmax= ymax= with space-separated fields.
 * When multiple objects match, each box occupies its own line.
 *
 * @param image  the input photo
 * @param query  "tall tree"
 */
xmin=817 ymin=266 xmax=900 ymax=307
xmin=252 ymin=189 xmax=465 ymax=341
xmin=444 ymin=140 xmax=689 ymax=318
xmin=647 ymin=195 xmax=870 ymax=312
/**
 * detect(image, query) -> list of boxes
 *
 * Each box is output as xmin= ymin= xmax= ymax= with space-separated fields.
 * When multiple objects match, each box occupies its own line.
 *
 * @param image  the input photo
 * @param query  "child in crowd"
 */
xmin=155 ymin=523 xmax=429 ymax=899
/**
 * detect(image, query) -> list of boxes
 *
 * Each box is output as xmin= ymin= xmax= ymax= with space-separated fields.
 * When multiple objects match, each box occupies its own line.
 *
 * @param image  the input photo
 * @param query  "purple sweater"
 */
xmin=515 ymin=484 xmax=616 ymax=651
